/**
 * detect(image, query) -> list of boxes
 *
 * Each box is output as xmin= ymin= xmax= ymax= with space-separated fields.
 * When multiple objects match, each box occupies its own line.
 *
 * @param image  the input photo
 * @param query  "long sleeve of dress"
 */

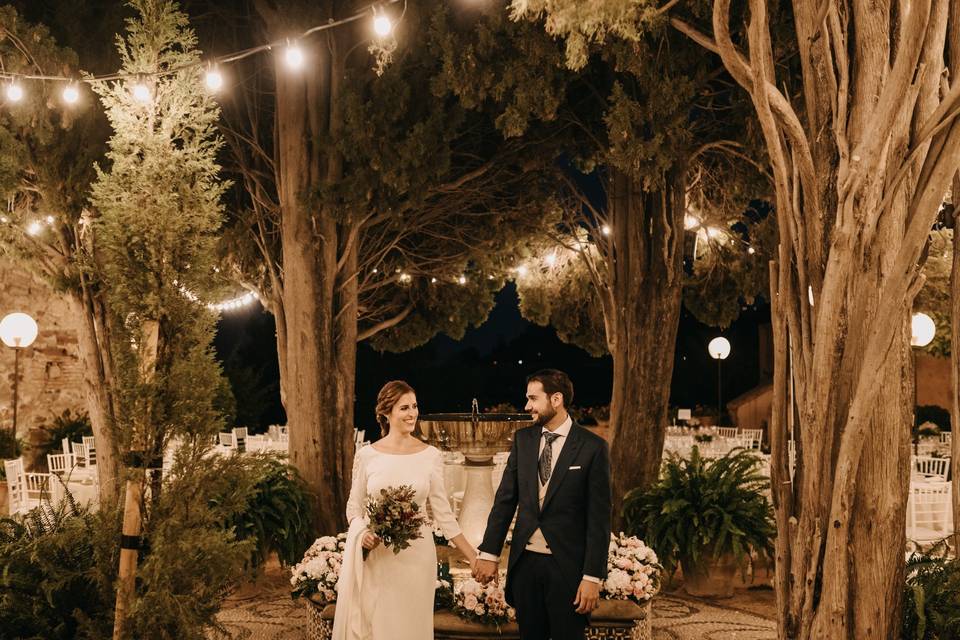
xmin=428 ymin=450 xmax=463 ymax=540
xmin=345 ymin=448 xmax=368 ymax=525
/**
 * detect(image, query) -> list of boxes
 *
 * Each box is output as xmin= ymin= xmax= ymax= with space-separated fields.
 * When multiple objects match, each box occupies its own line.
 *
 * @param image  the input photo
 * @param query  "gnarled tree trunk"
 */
xmin=704 ymin=0 xmax=960 ymax=637
xmin=258 ymin=1 xmax=356 ymax=533
xmin=605 ymin=167 xmax=685 ymax=525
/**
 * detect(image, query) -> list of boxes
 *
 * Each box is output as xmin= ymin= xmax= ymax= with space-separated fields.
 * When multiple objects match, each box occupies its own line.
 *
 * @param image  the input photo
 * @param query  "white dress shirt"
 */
xmin=479 ymin=415 xmax=599 ymax=584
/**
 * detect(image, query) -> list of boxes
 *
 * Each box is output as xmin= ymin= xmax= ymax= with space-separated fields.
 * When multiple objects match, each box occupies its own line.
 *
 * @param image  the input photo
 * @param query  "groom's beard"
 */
xmin=533 ymin=406 xmax=557 ymax=428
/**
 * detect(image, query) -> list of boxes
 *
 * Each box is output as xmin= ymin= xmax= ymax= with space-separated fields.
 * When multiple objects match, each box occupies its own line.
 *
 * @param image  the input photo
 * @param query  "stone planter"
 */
xmin=681 ymin=553 xmax=739 ymax=599
xmin=304 ymin=596 xmax=652 ymax=640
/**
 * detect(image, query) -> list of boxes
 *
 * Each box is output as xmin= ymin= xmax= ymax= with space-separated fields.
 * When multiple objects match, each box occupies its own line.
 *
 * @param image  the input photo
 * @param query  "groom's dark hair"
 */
xmin=527 ymin=369 xmax=574 ymax=409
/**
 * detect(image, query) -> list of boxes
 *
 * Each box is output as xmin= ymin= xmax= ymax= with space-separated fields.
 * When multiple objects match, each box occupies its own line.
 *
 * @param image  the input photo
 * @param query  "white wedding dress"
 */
xmin=333 ymin=444 xmax=462 ymax=640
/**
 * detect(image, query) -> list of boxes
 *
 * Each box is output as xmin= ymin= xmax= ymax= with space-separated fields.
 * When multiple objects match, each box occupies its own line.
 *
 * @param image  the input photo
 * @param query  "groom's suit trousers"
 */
xmin=511 ymin=550 xmax=588 ymax=640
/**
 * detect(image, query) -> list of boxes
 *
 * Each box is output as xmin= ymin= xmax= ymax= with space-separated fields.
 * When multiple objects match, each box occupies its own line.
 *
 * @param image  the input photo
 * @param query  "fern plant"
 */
xmin=214 ymin=453 xmax=315 ymax=569
xmin=622 ymin=447 xmax=775 ymax=579
xmin=902 ymin=541 xmax=960 ymax=639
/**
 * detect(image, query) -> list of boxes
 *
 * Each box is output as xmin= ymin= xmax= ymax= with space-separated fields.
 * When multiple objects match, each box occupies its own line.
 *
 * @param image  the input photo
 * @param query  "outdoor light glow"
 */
xmin=372 ymin=268 xmax=378 ymax=273
xmin=684 ymin=214 xmax=700 ymax=230
xmin=205 ymin=68 xmax=224 ymax=91
xmin=431 ymin=277 xmax=437 ymax=283
xmin=0 ymin=216 xmax=8 ymax=224
xmin=601 ymin=225 xmax=611 ymax=236
xmin=545 ymin=254 xmax=557 ymax=267
xmin=132 ymin=83 xmax=151 ymax=102
xmin=26 ymin=221 xmax=42 ymax=236
xmin=5 ymin=83 xmax=23 ymax=102
xmin=0 ymin=312 xmax=38 ymax=348
xmin=516 ymin=265 xmax=528 ymax=277
xmin=62 ymin=84 xmax=80 ymax=104
xmin=708 ymin=337 xmax=731 ymax=360
xmin=399 ymin=273 xmax=411 ymax=283
xmin=45 ymin=215 xmax=54 ymax=224
xmin=373 ymin=14 xmax=393 ymax=37
xmin=285 ymin=43 xmax=305 ymax=69
xmin=911 ymin=312 xmax=936 ymax=347
xmin=458 ymin=275 xmax=467 ymax=285
xmin=747 ymin=247 xmax=756 ymax=255
xmin=706 ymin=226 xmax=724 ymax=239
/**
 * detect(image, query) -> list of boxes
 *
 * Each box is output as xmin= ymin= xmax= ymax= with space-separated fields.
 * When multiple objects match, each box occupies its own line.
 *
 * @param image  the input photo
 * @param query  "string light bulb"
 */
xmin=5 ymin=82 xmax=23 ymax=102
xmin=373 ymin=10 xmax=393 ymax=37
xmin=131 ymin=79 xmax=151 ymax=102
xmin=62 ymin=83 xmax=80 ymax=104
xmin=205 ymin=65 xmax=224 ymax=91
xmin=458 ymin=275 xmax=467 ymax=285
xmin=26 ymin=221 xmax=42 ymax=236
xmin=545 ymin=254 xmax=557 ymax=267
xmin=284 ymin=41 xmax=305 ymax=70
xmin=601 ymin=225 xmax=611 ymax=236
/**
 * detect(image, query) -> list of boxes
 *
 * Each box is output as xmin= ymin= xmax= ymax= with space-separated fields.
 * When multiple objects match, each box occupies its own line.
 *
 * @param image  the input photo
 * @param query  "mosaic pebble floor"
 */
xmin=214 ymin=582 xmax=777 ymax=640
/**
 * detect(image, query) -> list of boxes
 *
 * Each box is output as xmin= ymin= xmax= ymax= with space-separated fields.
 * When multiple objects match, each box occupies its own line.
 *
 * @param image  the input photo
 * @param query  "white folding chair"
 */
xmin=72 ymin=442 xmax=89 ymax=467
xmin=913 ymin=455 xmax=950 ymax=481
xmin=219 ymin=432 xmax=235 ymax=448
xmin=232 ymin=427 xmax=248 ymax=452
xmin=907 ymin=481 xmax=953 ymax=547
xmin=82 ymin=436 xmax=97 ymax=466
xmin=47 ymin=452 xmax=77 ymax=476
xmin=740 ymin=428 xmax=764 ymax=449
xmin=717 ymin=427 xmax=739 ymax=439
xmin=5 ymin=458 xmax=46 ymax=514
xmin=61 ymin=437 xmax=72 ymax=456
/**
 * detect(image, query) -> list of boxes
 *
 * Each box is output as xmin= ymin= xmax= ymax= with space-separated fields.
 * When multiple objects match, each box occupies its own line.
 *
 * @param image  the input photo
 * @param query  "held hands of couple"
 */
xmin=471 ymin=558 xmax=499 ymax=585
xmin=573 ymin=579 xmax=600 ymax=614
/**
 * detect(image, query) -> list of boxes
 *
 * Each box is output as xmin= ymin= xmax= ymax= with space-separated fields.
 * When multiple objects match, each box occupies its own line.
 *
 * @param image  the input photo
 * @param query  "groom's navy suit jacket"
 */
xmin=478 ymin=422 xmax=612 ymax=606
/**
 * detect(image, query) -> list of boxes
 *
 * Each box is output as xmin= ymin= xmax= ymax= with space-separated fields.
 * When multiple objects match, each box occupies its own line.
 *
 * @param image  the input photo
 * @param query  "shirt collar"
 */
xmin=542 ymin=415 xmax=572 ymax=438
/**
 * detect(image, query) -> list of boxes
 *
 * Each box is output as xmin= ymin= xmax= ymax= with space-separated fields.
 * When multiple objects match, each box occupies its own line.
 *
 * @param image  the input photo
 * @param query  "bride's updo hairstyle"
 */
xmin=375 ymin=380 xmax=416 ymax=437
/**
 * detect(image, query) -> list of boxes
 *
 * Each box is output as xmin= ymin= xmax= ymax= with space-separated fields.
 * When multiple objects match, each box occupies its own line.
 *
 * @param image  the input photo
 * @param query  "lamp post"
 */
xmin=0 ymin=312 xmax=38 ymax=434
xmin=708 ymin=337 xmax=731 ymax=426
xmin=911 ymin=312 xmax=935 ymax=455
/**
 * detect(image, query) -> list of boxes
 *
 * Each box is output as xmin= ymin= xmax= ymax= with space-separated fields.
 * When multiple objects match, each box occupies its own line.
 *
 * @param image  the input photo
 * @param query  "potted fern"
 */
xmin=622 ymin=447 xmax=775 ymax=598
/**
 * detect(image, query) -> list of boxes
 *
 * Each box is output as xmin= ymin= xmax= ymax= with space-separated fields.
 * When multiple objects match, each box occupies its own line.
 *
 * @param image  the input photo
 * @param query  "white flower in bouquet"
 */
xmin=452 ymin=574 xmax=515 ymax=626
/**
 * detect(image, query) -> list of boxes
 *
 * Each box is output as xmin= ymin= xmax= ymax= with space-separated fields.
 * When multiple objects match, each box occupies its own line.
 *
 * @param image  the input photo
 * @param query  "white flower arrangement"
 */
xmin=452 ymin=576 xmax=515 ymax=626
xmin=602 ymin=533 xmax=662 ymax=604
xmin=290 ymin=534 xmax=347 ymax=602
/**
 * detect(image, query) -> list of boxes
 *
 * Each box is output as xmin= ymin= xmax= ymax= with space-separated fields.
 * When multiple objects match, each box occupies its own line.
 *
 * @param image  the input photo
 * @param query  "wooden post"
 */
xmin=112 ymin=319 xmax=159 ymax=640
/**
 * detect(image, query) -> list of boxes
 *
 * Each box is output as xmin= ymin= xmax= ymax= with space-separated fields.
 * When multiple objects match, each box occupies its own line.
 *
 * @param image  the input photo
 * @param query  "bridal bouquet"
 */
xmin=290 ymin=534 xmax=347 ymax=602
xmin=364 ymin=484 xmax=427 ymax=559
xmin=453 ymin=576 xmax=515 ymax=627
xmin=602 ymin=533 xmax=662 ymax=604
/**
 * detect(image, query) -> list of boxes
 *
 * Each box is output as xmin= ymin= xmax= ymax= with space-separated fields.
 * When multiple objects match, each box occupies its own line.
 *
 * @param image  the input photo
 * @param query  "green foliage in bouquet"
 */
xmin=902 ymin=542 xmax=960 ymax=640
xmin=216 ymin=453 xmax=315 ymax=568
xmin=622 ymin=447 xmax=775 ymax=578
xmin=364 ymin=485 xmax=428 ymax=557
xmin=35 ymin=409 xmax=93 ymax=462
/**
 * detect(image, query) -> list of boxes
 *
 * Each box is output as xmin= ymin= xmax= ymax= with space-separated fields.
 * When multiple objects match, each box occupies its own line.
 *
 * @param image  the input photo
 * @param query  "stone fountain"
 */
xmin=418 ymin=400 xmax=532 ymax=547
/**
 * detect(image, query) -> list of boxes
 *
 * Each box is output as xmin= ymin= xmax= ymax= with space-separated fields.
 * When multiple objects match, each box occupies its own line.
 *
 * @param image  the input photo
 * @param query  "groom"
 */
xmin=472 ymin=369 xmax=611 ymax=640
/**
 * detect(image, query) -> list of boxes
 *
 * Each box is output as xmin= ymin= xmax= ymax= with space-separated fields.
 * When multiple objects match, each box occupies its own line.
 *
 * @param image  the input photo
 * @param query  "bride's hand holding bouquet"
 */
xmin=363 ymin=484 xmax=427 ymax=560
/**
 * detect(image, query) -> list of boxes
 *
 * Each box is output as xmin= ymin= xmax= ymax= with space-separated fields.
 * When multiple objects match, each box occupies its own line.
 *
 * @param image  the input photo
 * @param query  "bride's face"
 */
xmin=389 ymin=392 xmax=419 ymax=435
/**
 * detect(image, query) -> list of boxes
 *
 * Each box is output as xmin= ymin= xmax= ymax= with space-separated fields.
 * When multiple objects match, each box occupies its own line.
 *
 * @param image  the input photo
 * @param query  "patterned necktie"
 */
xmin=538 ymin=431 xmax=562 ymax=485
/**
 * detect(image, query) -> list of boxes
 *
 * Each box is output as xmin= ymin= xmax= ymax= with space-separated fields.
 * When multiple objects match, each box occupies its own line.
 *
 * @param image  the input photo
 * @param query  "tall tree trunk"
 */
xmin=951 ymin=201 xmax=960 ymax=551
xmin=259 ymin=1 xmax=355 ymax=533
xmin=606 ymin=168 xmax=684 ymax=526
xmin=71 ymin=285 xmax=120 ymax=509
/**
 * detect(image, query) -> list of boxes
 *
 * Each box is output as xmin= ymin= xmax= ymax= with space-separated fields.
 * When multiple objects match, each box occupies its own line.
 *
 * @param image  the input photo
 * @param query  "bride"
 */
xmin=333 ymin=380 xmax=477 ymax=640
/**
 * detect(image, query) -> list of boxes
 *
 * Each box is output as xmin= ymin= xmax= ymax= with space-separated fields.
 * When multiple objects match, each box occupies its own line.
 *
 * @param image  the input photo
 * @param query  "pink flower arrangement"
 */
xmin=290 ymin=534 xmax=347 ymax=602
xmin=452 ymin=576 xmax=515 ymax=627
xmin=602 ymin=533 xmax=662 ymax=604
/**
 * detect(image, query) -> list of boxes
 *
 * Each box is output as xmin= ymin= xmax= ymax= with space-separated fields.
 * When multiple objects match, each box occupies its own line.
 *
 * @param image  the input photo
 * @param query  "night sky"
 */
xmin=214 ymin=283 xmax=771 ymax=436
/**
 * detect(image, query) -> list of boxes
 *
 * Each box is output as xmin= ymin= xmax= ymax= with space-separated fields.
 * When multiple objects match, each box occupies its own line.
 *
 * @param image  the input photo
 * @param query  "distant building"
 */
xmin=0 ymin=258 xmax=86 ymax=441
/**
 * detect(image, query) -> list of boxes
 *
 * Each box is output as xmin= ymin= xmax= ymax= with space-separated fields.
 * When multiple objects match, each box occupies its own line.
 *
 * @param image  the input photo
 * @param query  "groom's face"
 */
xmin=525 ymin=381 xmax=558 ymax=428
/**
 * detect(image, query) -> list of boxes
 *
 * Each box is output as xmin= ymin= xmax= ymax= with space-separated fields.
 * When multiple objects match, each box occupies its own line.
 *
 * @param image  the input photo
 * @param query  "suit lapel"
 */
xmin=541 ymin=424 xmax=585 ymax=513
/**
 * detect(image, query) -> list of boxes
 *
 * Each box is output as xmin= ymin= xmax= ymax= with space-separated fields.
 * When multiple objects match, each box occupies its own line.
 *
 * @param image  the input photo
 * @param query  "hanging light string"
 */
xmin=0 ymin=0 xmax=403 ymax=88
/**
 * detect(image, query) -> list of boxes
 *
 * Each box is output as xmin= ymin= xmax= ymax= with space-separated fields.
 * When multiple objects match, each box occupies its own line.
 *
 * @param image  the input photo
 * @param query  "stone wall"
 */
xmin=0 ymin=258 xmax=86 ymax=441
